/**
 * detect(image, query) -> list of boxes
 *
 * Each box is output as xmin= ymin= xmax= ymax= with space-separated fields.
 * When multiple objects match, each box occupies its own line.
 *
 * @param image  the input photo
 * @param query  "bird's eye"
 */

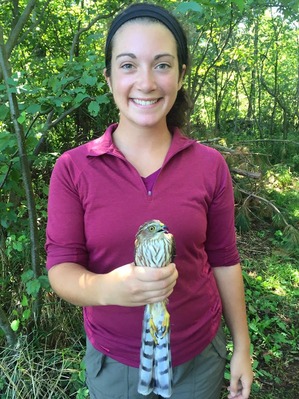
xmin=148 ymin=226 xmax=156 ymax=232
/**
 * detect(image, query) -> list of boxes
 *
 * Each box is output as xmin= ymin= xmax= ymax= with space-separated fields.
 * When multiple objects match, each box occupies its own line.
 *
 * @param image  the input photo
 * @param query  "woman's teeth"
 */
xmin=133 ymin=99 xmax=158 ymax=106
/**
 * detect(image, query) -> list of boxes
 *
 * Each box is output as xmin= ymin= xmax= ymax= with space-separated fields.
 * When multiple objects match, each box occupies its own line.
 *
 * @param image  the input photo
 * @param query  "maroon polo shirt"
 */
xmin=46 ymin=124 xmax=239 ymax=367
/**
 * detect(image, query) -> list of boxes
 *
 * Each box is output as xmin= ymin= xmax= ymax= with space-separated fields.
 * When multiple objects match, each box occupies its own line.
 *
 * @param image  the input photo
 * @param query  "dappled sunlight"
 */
xmin=237 ymin=223 xmax=299 ymax=397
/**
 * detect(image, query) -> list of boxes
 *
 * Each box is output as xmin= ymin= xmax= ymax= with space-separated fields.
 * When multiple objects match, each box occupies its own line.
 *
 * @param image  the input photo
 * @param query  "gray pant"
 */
xmin=85 ymin=326 xmax=226 ymax=399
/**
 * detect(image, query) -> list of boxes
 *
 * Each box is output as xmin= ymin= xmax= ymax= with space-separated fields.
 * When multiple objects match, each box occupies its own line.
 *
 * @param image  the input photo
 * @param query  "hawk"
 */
xmin=134 ymin=219 xmax=176 ymax=398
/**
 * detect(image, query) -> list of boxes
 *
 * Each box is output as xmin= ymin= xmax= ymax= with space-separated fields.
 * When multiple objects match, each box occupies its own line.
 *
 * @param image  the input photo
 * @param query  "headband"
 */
xmin=105 ymin=3 xmax=188 ymax=67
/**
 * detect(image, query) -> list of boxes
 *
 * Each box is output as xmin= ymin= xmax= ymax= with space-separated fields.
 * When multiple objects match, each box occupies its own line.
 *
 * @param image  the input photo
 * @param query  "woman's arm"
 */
xmin=213 ymin=264 xmax=253 ymax=399
xmin=48 ymin=262 xmax=178 ymax=307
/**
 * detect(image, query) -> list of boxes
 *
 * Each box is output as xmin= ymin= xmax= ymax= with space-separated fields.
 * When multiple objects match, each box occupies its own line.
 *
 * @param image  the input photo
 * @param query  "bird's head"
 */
xmin=136 ymin=220 xmax=169 ymax=240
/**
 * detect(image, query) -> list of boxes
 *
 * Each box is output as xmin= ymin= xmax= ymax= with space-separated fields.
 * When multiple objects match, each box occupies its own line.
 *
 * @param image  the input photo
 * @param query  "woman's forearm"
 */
xmin=213 ymin=264 xmax=253 ymax=398
xmin=48 ymin=262 xmax=108 ymax=306
xmin=48 ymin=262 xmax=178 ymax=307
xmin=213 ymin=264 xmax=251 ymax=352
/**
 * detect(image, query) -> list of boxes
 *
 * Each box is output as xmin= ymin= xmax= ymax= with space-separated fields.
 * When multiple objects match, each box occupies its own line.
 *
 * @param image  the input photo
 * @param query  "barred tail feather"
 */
xmin=138 ymin=303 xmax=173 ymax=398
xmin=153 ymin=332 xmax=173 ymax=398
xmin=138 ymin=305 xmax=155 ymax=395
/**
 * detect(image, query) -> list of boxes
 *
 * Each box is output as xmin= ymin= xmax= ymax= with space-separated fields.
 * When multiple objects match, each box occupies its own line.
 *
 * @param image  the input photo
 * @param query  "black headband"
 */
xmin=105 ymin=3 xmax=188 ymax=67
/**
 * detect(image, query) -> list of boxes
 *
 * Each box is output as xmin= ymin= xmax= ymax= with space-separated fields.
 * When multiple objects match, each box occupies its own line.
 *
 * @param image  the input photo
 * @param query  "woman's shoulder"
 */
xmin=188 ymin=140 xmax=227 ymax=166
xmin=195 ymin=140 xmax=223 ymax=155
xmin=54 ymin=140 xmax=96 ymax=170
xmin=56 ymin=124 xmax=116 ymax=165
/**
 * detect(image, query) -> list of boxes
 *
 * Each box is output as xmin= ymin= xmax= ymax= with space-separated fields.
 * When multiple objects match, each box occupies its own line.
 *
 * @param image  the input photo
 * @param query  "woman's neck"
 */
xmin=112 ymin=121 xmax=172 ymax=177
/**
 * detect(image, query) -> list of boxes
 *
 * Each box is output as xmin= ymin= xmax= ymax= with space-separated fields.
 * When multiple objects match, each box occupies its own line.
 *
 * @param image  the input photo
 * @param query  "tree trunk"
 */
xmin=0 ymin=306 xmax=18 ymax=347
xmin=247 ymin=16 xmax=259 ymax=121
xmin=0 ymin=26 xmax=42 ymax=328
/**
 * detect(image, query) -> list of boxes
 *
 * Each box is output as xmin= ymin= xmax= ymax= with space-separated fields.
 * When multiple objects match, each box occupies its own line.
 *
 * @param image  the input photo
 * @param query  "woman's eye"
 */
xmin=121 ymin=63 xmax=134 ymax=70
xmin=156 ymin=63 xmax=170 ymax=70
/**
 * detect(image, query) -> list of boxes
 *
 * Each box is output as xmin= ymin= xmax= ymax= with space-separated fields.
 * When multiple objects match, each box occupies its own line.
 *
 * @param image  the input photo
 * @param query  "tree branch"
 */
xmin=236 ymin=138 xmax=299 ymax=146
xmin=17 ymin=0 xmax=51 ymax=47
xmin=48 ymin=97 xmax=92 ymax=129
xmin=5 ymin=0 xmax=37 ymax=57
xmin=261 ymin=77 xmax=288 ymax=112
xmin=240 ymin=188 xmax=289 ymax=227
xmin=231 ymin=168 xmax=261 ymax=179
xmin=69 ymin=11 xmax=116 ymax=61
xmin=31 ymin=97 xmax=92 ymax=160
xmin=0 ymin=24 xmax=41 ymax=326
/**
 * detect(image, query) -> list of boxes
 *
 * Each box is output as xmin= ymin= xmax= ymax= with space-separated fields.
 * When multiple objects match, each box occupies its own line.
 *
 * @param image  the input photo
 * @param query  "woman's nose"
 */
xmin=137 ymin=68 xmax=157 ymax=92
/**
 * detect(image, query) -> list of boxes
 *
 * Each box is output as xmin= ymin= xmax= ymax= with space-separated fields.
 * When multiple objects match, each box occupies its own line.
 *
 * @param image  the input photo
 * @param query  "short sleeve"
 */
xmin=45 ymin=154 xmax=88 ymax=269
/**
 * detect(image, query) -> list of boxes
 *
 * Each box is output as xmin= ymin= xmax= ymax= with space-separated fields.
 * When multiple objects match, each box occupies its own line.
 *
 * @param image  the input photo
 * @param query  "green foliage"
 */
xmin=0 ymin=338 xmax=88 ymax=399
xmin=1 ymin=1 xmax=299 ymax=397
xmin=175 ymin=1 xmax=204 ymax=13
xmin=7 ymin=269 xmax=50 ymax=334
xmin=235 ymin=205 xmax=251 ymax=232
xmin=242 ymin=254 xmax=299 ymax=395
xmin=220 ymin=240 xmax=299 ymax=398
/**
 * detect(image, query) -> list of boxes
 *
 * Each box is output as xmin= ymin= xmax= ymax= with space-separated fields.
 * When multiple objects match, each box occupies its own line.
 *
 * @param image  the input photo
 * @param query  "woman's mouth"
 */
xmin=132 ymin=98 xmax=159 ymax=106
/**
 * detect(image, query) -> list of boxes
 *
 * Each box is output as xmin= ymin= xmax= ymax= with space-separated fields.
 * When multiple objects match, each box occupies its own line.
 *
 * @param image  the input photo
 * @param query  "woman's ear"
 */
xmin=178 ymin=64 xmax=187 ymax=90
xmin=103 ymin=68 xmax=113 ymax=93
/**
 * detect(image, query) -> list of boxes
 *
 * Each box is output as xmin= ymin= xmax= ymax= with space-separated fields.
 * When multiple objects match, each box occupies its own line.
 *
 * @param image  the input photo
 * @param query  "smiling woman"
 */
xmin=104 ymin=5 xmax=191 ymax=131
xmin=45 ymin=3 xmax=253 ymax=399
xmin=105 ymin=21 xmax=184 ymax=142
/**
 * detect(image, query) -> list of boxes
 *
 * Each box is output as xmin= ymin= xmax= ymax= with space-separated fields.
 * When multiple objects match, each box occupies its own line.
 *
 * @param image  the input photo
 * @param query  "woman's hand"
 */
xmin=102 ymin=262 xmax=178 ymax=306
xmin=48 ymin=262 xmax=178 ymax=307
xmin=227 ymin=350 xmax=253 ymax=399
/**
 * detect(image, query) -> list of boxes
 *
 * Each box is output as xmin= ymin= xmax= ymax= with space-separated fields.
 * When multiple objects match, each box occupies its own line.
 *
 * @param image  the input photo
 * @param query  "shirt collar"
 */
xmin=86 ymin=123 xmax=119 ymax=157
xmin=86 ymin=123 xmax=195 ymax=158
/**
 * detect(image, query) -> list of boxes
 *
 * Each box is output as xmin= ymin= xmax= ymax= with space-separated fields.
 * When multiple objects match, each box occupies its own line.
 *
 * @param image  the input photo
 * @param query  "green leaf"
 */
xmin=85 ymin=76 xmax=97 ymax=86
xmin=21 ymin=269 xmax=34 ymax=283
xmin=38 ymin=275 xmax=50 ymax=290
xmin=42 ymin=185 xmax=49 ymax=196
xmin=224 ymin=371 xmax=231 ymax=380
xmin=8 ymin=87 xmax=17 ymax=94
xmin=13 ymin=240 xmax=24 ymax=252
xmin=0 ymin=104 xmax=9 ymax=119
xmin=21 ymin=295 xmax=29 ymax=306
xmin=252 ymin=359 xmax=259 ymax=370
xmin=17 ymin=111 xmax=26 ymax=124
xmin=232 ymin=0 xmax=245 ymax=11
xmin=79 ymin=369 xmax=86 ymax=382
xmin=88 ymin=101 xmax=99 ymax=116
xmin=80 ymin=74 xmax=97 ymax=86
xmin=95 ymin=95 xmax=109 ymax=105
xmin=26 ymin=279 xmax=41 ymax=297
xmin=26 ymin=104 xmax=41 ymax=114
xmin=175 ymin=1 xmax=203 ymax=13
xmin=0 ymin=131 xmax=16 ymax=150
xmin=53 ymin=98 xmax=63 ymax=107
xmin=7 ymin=77 xmax=17 ymax=87
xmin=74 ymin=92 xmax=89 ymax=104
xmin=11 ymin=320 xmax=20 ymax=332
xmin=22 ymin=309 xmax=31 ymax=320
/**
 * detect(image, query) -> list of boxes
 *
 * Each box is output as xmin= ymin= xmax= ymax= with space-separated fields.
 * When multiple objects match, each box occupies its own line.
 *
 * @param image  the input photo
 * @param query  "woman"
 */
xmin=46 ymin=3 xmax=253 ymax=398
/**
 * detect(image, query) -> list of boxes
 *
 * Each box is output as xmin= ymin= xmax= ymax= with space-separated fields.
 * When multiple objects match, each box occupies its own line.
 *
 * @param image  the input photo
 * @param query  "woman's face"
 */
xmin=106 ymin=21 xmax=185 ymax=130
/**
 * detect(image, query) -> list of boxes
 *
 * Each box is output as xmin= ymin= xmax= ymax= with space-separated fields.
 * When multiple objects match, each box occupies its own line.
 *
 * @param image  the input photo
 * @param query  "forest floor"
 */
xmin=224 ymin=225 xmax=299 ymax=399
